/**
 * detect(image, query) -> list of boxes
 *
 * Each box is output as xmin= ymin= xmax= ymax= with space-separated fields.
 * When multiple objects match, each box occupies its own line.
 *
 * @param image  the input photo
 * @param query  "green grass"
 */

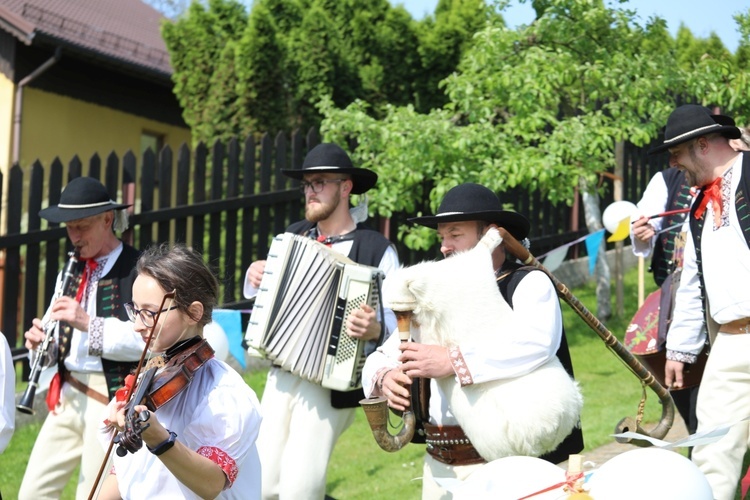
xmin=0 ymin=265 xmax=687 ymax=499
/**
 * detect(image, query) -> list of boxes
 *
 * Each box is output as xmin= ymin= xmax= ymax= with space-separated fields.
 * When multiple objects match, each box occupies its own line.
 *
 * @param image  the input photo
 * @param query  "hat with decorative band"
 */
xmin=408 ymin=183 xmax=530 ymax=240
xmin=39 ymin=177 xmax=130 ymax=223
xmin=280 ymin=143 xmax=377 ymax=195
xmin=649 ymin=104 xmax=741 ymax=155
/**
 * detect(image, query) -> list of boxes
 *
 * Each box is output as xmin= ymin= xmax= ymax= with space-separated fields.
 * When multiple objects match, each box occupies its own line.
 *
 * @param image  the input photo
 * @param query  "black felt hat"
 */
xmin=649 ymin=105 xmax=742 ymax=154
xmin=280 ymin=143 xmax=378 ymax=194
xmin=38 ymin=177 xmax=130 ymax=223
xmin=408 ymin=183 xmax=530 ymax=240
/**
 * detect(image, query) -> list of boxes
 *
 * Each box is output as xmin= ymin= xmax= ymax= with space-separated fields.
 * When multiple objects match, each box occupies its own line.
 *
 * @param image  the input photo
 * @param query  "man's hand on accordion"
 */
xmin=246 ymin=260 xmax=266 ymax=289
xmin=346 ymin=304 xmax=381 ymax=342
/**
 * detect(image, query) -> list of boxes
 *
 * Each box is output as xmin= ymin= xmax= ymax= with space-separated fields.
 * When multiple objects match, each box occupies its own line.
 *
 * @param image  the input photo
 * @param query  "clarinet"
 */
xmin=17 ymin=248 xmax=81 ymax=414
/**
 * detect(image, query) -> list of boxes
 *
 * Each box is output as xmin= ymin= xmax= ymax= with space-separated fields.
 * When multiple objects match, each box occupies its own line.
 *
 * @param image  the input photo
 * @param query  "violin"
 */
xmin=114 ymin=336 xmax=215 ymax=456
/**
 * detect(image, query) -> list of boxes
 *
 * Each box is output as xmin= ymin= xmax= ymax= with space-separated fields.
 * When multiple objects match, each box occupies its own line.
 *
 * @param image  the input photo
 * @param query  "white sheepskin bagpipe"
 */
xmin=383 ymin=227 xmax=583 ymax=461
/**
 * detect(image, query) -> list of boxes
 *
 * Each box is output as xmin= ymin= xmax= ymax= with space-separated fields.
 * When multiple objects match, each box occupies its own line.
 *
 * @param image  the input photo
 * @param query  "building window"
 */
xmin=141 ymin=131 xmax=164 ymax=157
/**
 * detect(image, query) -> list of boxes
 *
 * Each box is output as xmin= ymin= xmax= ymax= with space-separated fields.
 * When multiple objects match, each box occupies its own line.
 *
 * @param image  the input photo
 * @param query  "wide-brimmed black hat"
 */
xmin=39 ymin=177 xmax=130 ymax=223
xmin=649 ymin=105 xmax=742 ymax=155
xmin=408 ymin=183 xmax=530 ymax=240
xmin=280 ymin=143 xmax=377 ymax=194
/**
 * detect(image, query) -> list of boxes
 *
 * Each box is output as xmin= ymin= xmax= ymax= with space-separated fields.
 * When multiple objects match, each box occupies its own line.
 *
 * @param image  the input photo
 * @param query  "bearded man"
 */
xmin=243 ymin=143 xmax=399 ymax=499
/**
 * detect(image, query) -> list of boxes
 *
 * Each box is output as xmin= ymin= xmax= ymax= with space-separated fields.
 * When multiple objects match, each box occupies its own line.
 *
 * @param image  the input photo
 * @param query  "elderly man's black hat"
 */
xmin=408 ymin=183 xmax=530 ymax=240
xmin=38 ymin=177 xmax=131 ymax=223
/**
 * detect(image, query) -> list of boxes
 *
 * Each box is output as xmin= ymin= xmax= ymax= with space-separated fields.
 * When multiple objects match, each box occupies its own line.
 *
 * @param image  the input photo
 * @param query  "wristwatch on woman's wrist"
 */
xmin=148 ymin=430 xmax=177 ymax=456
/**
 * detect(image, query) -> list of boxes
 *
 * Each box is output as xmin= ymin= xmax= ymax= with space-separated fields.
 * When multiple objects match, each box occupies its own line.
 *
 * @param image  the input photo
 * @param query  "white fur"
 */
xmin=384 ymin=228 xmax=583 ymax=460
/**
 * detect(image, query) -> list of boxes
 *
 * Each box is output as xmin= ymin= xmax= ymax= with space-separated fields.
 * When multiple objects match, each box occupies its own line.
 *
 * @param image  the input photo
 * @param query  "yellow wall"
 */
xmin=18 ymin=87 xmax=191 ymax=177
xmin=0 ymin=73 xmax=14 ymax=178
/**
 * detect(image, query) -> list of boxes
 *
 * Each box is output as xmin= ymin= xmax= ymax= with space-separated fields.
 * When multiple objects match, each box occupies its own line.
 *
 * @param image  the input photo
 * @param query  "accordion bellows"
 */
xmin=246 ymin=233 xmax=384 ymax=391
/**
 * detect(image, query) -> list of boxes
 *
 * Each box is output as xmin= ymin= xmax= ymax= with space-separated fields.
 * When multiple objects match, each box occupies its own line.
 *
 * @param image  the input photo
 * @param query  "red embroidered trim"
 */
xmin=449 ymin=346 xmax=473 ymax=386
xmin=197 ymin=446 xmax=238 ymax=488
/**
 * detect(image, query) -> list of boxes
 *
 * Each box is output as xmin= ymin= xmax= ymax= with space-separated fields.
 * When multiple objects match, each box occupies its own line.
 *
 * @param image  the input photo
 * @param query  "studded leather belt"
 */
xmin=423 ymin=423 xmax=486 ymax=466
xmin=719 ymin=318 xmax=750 ymax=335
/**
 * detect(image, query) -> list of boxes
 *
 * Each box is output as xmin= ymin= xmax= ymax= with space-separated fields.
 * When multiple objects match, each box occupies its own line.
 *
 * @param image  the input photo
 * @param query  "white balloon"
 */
xmin=602 ymin=200 xmax=638 ymax=234
xmin=587 ymin=448 xmax=712 ymax=499
xmin=448 ymin=456 xmax=566 ymax=499
xmin=203 ymin=321 xmax=229 ymax=362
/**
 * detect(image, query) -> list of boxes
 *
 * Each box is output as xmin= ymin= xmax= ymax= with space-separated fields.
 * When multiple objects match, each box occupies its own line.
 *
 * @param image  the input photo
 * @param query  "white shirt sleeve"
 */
xmin=0 ymin=333 xmax=15 ymax=453
xmin=243 ymin=266 xmax=258 ymax=300
xmin=362 ymin=328 xmax=402 ymax=398
xmin=458 ymin=270 xmax=563 ymax=383
xmin=99 ymin=317 xmax=147 ymax=361
xmin=630 ymin=172 xmax=669 ymax=258
xmin=376 ymin=245 xmax=400 ymax=338
xmin=665 ymin=229 xmax=706 ymax=356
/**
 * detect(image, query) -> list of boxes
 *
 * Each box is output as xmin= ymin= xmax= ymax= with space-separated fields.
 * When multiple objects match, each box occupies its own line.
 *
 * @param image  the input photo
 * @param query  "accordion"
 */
xmin=246 ymin=232 xmax=384 ymax=391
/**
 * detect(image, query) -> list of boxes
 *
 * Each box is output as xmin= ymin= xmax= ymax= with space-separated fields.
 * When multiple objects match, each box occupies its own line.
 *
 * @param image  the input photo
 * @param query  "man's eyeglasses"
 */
xmin=299 ymin=178 xmax=346 ymax=193
xmin=124 ymin=302 xmax=179 ymax=328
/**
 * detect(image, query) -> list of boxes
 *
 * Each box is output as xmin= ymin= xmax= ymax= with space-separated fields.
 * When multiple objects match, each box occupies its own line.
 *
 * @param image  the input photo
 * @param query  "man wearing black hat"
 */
xmin=362 ymin=183 xmax=582 ymax=498
xmin=19 ymin=177 xmax=142 ymax=500
xmin=653 ymin=104 xmax=750 ymax=500
xmin=243 ymin=143 xmax=399 ymax=499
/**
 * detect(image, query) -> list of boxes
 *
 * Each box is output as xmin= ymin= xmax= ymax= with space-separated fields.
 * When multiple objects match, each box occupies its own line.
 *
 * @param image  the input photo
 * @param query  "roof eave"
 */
xmin=33 ymin=32 xmax=173 ymax=85
xmin=0 ymin=5 xmax=35 ymax=45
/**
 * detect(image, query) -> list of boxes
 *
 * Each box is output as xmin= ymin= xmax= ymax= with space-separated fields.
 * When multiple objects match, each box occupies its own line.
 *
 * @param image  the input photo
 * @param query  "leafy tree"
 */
xmin=161 ymin=0 xmax=481 ymax=139
xmin=235 ymin=0 xmax=290 ymax=134
xmin=162 ymin=0 xmax=249 ymax=144
xmin=675 ymin=25 xmax=731 ymax=70
xmin=414 ymin=0 xmax=492 ymax=112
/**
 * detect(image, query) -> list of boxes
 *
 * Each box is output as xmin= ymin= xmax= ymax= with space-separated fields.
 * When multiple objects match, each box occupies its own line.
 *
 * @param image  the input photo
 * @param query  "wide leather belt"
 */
xmin=423 ymin=423 xmax=486 ymax=466
xmin=719 ymin=318 xmax=750 ymax=335
xmin=64 ymin=372 xmax=109 ymax=405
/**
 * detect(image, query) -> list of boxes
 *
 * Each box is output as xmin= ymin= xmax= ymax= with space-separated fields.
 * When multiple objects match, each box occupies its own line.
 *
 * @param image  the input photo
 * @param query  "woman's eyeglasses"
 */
xmin=124 ymin=302 xmax=179 ymax=328
xmin=299 ymin=179 xmax=346 ymax=193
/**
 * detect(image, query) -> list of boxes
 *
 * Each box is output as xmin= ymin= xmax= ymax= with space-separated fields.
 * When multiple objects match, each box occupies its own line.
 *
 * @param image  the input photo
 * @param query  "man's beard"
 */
xmin=305 ymin=191 xmax=340 ymax=223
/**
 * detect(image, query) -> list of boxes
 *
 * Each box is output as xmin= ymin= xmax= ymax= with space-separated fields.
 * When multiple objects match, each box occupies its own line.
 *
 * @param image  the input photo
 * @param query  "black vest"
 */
xmin=688 ymin=152 xmax=750 ymax=332
xmin=96 ymin=244 xmax=141 ymax=399
xmin=285 ymin=220 xmax=394 ymax=408
xmin=650 ymin=168 xmax=692 ymax=287
xmin=496 ymin=263 xmax=584 ymax=464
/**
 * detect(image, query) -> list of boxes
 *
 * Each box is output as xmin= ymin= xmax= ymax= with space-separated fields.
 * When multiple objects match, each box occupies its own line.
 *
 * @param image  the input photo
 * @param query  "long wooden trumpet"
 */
xmin=17 ymin=248 xmax=80 ymax=414
xmin=496 ymin=227 xmax=674 ymax=445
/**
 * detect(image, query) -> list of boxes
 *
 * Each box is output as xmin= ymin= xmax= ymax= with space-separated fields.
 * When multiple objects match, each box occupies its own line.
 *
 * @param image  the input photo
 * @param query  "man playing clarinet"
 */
xmin=19 ymin=177 xmax=142 ymax=500
xmin=243 ymin=143 xmax=399 ymax=499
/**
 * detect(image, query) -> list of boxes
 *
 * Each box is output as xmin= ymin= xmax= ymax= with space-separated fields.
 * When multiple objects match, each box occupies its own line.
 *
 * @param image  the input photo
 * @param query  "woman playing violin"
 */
xmin=98 ymin=244 xmax=261 ymax=499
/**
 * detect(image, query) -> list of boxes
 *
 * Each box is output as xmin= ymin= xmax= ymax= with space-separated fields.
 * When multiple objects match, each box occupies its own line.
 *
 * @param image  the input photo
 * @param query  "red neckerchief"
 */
xmin=693 ymin=176 xmax=722 ymax=222
xmin=75 ymin=259 xmax=98 ymax=303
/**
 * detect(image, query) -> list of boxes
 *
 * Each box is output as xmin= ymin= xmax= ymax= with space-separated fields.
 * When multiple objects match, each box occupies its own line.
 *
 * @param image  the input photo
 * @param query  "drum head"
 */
xmin=625 ymin=289 xmax=662 ymax=355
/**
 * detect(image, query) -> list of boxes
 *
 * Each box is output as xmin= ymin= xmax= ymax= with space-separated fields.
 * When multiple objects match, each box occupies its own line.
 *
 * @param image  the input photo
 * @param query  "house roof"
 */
xmin=0 ymin=0 xmax=172 ymax=78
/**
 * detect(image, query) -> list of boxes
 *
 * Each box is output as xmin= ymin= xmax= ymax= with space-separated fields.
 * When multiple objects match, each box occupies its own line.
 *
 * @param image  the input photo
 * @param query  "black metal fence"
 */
xmin=0 ymin=128 xmax=663 ymax=365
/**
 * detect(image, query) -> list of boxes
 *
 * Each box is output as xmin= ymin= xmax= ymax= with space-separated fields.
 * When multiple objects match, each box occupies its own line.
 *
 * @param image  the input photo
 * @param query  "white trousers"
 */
xmin=18 ymin=372 xmax=108 ymax=500
xmin=422 ymin=454 xmax=484 ymax=499
xmin=257 ymin=367 xmax=355 ymax=500
xmin=693 ymin=332 xmax=750 ymax=500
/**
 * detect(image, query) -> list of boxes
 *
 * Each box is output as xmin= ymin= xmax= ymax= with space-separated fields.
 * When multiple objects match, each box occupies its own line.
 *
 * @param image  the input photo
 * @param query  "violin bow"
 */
xmin=88 ymin=290 xmax=177 ymax=500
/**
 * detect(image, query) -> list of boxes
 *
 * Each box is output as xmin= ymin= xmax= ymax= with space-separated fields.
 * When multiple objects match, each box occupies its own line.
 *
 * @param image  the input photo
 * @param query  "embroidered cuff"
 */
xmin=448 ymin=346 xmax=473 ymax=387
xmin=666 ymin=349 xmax=697 ymax=365
xmin=88 ymin=317 xmax=104 ymax=357
xmin=197 ymin=446 xmax=239 ymax=489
